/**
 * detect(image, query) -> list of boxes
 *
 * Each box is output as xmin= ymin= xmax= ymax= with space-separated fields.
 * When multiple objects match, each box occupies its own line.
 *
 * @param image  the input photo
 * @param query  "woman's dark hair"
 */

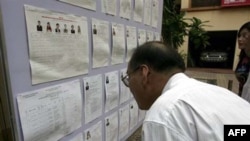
xmin=237 ymin=22 xmax=250 ymax=60
xmin=129 ymin=41 xmax=186 ymax=72
xmin=238 ymin=21 xmax=250 ymax=37
xmin=239 ymin=49 xmax=247 ymax=60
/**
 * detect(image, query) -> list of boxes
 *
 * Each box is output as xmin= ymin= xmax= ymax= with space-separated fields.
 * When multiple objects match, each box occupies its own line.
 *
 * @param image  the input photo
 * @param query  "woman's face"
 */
xmin=238 ymin=28 xmax=250 ymax=56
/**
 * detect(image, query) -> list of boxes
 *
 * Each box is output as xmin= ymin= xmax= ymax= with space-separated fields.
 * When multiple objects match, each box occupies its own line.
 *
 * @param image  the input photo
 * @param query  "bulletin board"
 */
xmin=0 ymin=0 xmax=163 ymax=141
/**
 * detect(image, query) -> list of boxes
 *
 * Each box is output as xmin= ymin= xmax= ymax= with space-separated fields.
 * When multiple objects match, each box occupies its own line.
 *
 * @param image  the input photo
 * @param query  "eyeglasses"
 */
xmin=121 ymin=66 xmax=140 ymax=87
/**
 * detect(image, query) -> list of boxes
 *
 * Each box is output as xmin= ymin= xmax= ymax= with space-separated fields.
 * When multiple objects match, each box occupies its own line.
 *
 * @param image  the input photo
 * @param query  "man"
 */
xmin=63 ymin=24 xmax=68 ymax=33
xmin=55 ymin=23 xmax=60 ymax=33
xmin=71 ymin=25 xmax=75 ymax=34
xmin=121 ymin=41 xmax=250 ymax=141
xmin=37 ymin=20 xmax=42 ymax=31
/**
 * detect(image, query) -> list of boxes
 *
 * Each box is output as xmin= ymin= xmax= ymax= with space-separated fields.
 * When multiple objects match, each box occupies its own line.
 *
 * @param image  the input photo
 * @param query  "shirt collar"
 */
xmin=162 ymin=72 xmax=189 ymax=94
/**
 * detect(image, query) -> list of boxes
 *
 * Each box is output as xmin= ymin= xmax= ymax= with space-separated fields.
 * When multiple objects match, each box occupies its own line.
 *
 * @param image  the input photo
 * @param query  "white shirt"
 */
xmin=242 ymin=73 xmax=250 ymax=102
xmin=142 ymin=73 xmax=250 ymax=141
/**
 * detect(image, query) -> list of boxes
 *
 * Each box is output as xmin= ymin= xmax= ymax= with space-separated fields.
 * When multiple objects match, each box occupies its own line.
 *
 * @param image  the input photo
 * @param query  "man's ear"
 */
xmin=140 ymin=65 xmax=150 ymax=86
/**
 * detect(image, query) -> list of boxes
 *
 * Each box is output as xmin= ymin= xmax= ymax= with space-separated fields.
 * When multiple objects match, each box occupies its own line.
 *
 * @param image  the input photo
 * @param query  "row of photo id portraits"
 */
xmin=35 ymin=18 xmax=161 ymax=43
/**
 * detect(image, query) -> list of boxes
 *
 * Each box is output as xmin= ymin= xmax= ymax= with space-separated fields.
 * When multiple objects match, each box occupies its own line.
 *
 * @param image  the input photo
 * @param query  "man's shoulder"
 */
xmin=145 ymin=96 xmax=187 ymax=122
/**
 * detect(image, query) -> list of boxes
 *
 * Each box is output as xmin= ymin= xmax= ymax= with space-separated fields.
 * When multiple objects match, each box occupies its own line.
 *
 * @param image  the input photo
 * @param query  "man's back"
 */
xmin=143 ymin=73 xmax=250 ymax=141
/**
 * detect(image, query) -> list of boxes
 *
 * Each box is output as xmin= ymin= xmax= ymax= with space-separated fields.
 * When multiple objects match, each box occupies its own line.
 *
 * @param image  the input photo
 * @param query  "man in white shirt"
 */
xmin=121 ymin=41 xmax=250 ymax=141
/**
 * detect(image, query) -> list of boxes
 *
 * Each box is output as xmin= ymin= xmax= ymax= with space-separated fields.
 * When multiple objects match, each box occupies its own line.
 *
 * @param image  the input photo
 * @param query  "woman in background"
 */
xmin=235 ymin=21 xmax=250 ymax=100
xmin=235 ymin=50 xmax=250 ymax=96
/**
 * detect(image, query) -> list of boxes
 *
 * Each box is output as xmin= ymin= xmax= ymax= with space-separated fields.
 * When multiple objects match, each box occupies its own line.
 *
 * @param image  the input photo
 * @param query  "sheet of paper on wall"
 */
xmin=59 ymin=0 xmax=96 ymax=11
xmin=146 ymin=30 xmax=154 ymax=42
xmin=133 ymin=0 xmax=143 ymax=23
xmin=102 ymin=0 xmax=117 ymax=15
xmin=129 ymin=90 xmax=134 ymax=99
xmin=125 ymin=26 xmax=137 ymax=62
xmin=92 ymin=18 xmax=110 ymax=68
xmin=17 ymin=80 xmax=82 ymax=141
xmin=69 ymin=133 xmax=83 ymax=141
xmin=111 ymin=23 xmax=126 ymax=65
xmin=151 ymin=0 xmax=160 ymax=27
xmin=120 ymin=68 xmax=131 ymax=104
xmin=105 ymin=112 xmax=118 ymax=141
xmin=138 ymin=109 xmax=146 ymax=122
xmin=83 ymin=74 xmax=103 ymax=124
xmin=129 ymin=99 xmax=139 ymax=130
xmin=84 ymin=121 xmax=102 ymax=141
xmin=24 ymin=5 xmax=89 ymax=84
xmin=119 ymin=104 xmax=130 ymax=140
xmin=104 ymin=71 xmax=119 ymax=112
xmin=119 ymin=0 xmax=132 ymax=19
xmin=138 ymin=29 xmax=146 ymax=46
xmin=144 ymin=0 xmax=152 ymax=26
